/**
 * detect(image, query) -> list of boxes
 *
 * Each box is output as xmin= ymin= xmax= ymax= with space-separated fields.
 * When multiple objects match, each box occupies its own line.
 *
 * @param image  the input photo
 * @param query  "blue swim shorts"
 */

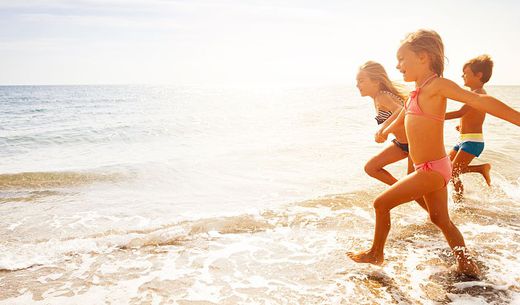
xmin=453 ymin=141 xmax=485 ymax=157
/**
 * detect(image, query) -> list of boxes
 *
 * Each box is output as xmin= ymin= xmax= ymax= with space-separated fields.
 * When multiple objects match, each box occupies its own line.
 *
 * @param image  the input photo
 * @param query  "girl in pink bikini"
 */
xmin=347 ymin=29 xmax=520 ymax=277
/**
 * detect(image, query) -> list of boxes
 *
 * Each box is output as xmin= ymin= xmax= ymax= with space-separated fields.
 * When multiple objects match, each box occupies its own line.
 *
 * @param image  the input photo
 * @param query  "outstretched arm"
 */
xmin=445 ymin=105 xmax=469 ymax=120
xmin=438 ymin=78 xmax=520 ymax=126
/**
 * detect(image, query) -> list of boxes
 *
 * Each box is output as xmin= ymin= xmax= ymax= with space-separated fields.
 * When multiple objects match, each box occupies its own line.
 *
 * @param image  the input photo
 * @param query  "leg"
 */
xmin=364 ymin=143 xmax=408 ymax=185
xmin=423 ymin=187 xmax=480 ymax=277
xmin=448 ymin=149 xmax=458 ymax=201
xmin=454 ymin=142 xmax=490 ymax=186
xmin=448 ymin=148 xmax=457 ymax=161
xmin=347 ymin=170 xmax=444 ymax=265
xmin=407 ymin=156 xmax=428 ymax=212
xmin=365 ymin=144 xmax=427 ymax=210
xmin=462 ymin=163 xmax=491 ymax=186
xmin=451 ymin=150 xmax=476 ymax=200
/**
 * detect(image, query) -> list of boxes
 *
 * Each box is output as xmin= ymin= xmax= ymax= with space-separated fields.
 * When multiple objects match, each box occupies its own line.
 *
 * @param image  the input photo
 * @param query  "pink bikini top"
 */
xmin=405 ymin=74 xmax=444 ymax=122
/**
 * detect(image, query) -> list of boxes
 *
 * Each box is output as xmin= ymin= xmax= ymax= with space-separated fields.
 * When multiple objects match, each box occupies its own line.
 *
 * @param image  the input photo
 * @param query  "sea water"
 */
xmin=0 ymin=85 xmax=519 ymax=304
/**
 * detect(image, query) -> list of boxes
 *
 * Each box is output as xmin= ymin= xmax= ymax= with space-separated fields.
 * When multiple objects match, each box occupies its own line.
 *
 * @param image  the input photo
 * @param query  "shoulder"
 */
xmin=375 ymin=92 xmax=393 ymax=105
xmin=429 ymin=77 xmax=466 ymax=97
xmin=376 ymin=91 xmax=403 ymax=107
xmin=430 ymin=77 xmax=457 ymax=91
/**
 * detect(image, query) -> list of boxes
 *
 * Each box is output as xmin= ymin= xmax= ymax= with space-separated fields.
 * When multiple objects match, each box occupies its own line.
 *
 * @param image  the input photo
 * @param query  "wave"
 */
xmin=0 ymin=191 xmax=377 ymax=272
xmin=0 ymin=190 xmax=62 ymax=204
xmin=0 ymin=170 xmax=125 ymax=190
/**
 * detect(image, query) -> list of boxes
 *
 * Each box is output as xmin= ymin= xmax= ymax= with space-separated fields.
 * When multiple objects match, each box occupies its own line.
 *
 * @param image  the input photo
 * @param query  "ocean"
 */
xmin=1 ymin=85 xmax=519 ymax=304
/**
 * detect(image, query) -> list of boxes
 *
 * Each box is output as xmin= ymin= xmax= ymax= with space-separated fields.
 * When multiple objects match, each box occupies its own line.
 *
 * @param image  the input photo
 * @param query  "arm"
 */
xmin=376 ymin=107 xmax=405 ymax=143
xmin=377 ymin=109 xmax=400 ymax=133
xmin=375 ymin=94 xmax=403 ymax=133
xmin=445 ymin=105 xmax=469 ymax=120
xmin=438 ymin=78 xmax=520 ymax=126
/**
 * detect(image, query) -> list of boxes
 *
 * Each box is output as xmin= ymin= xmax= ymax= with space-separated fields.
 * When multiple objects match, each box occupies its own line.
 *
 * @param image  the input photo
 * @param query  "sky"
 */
xmin=1 ymin=0 xmax=519 ymax=86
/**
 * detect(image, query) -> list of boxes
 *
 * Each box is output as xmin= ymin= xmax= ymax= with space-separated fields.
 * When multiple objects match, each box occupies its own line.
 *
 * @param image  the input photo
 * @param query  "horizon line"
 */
xmin=1 ymin=83 xmax=520 ymax=88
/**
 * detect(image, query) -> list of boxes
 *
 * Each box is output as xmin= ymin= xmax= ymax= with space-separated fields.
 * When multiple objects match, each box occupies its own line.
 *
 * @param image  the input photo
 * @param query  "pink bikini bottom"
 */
xmin=413 ymin=155 xmax=452 ymax=185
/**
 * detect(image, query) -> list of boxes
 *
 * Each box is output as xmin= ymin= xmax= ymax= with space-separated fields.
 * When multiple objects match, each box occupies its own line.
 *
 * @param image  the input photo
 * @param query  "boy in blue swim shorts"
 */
xmin=445 ymin=55 xmax=493 ymax=201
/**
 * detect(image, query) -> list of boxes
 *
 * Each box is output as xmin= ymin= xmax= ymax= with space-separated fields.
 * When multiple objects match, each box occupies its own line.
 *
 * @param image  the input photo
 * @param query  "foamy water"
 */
xmin=0 ymin=85 xmax=519 ymax=304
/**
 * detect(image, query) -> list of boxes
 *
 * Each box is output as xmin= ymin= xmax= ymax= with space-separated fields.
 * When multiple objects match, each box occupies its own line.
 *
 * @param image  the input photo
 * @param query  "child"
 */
xmin=347 ymin=29 xmax=520 ymax=277
xmin=445 ymin=55 xmax=493 ymax=201
xmin=356 ymin=61 xmax=427 ymax=211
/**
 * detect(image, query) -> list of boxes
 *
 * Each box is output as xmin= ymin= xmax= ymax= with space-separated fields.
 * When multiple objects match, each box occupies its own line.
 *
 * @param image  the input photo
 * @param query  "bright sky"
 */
xmin=1 ymin=0 xmax=519 ymax=86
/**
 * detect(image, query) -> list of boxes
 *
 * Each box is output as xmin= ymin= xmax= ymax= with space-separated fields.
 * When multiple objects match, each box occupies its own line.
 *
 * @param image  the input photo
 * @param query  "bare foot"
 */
xmin=347 ymin=249 xmax=384 ymax=266
xmin=481 ymin=163 xmax=491 ymax=186
xmin=453 ymin=247 xmax=480 ymax=279
xmin=457 ymin=259 xmax=480 ymax=279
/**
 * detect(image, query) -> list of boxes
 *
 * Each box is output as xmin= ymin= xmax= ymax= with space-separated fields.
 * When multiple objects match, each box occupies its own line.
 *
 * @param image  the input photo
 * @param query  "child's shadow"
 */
xmin=367 ymin=266 xmax=511 ymax=304
xmin=424 ymin=253 xmax=511 ymax=304
xmin=427 ymin=269 xmax=510 ymax=304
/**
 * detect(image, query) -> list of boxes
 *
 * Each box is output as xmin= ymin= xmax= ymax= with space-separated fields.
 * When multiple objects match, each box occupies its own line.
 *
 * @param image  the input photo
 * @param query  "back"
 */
xmin=459 ymin=88 xmax=487 ymax=134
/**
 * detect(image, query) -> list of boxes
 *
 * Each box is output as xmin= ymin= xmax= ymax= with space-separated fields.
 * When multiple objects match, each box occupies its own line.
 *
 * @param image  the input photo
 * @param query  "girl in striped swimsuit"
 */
xmin=356 ymin=61 xmax=427 ymax=211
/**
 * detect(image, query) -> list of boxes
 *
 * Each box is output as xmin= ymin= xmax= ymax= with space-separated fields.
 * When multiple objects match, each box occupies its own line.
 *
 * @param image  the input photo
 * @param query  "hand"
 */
xmin=375 ymin=130 xmax=387 ymax=143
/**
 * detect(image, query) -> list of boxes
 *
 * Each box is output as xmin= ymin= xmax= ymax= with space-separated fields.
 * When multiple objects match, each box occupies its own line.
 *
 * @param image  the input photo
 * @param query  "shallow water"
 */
xmin=0 ymin=85 xmax=519 ymax=304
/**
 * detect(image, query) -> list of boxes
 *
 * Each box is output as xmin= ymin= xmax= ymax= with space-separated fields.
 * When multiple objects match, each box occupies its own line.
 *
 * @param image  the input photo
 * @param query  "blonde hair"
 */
xmin=359 ymin=61 xmax=408 ymax=102
xmin=464 ymin=54 xmax=493 ymax=83
xmin=401 ymin=29 xmax=445 ymax=76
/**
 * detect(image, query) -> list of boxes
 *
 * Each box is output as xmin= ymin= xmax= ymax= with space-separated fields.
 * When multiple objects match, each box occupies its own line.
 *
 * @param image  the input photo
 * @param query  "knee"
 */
xmin=364 ymin=161 xmax=380 ymax=177
xmin=429 ymin=213 xmax=450 ymax=228
xmin=373 ymin=196 xmax=390 ymax=214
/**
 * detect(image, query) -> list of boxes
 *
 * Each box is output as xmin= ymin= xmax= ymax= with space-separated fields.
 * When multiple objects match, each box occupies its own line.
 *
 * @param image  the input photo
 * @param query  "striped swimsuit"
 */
xmin=375 ymin=91 xmax=408 ymax=152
